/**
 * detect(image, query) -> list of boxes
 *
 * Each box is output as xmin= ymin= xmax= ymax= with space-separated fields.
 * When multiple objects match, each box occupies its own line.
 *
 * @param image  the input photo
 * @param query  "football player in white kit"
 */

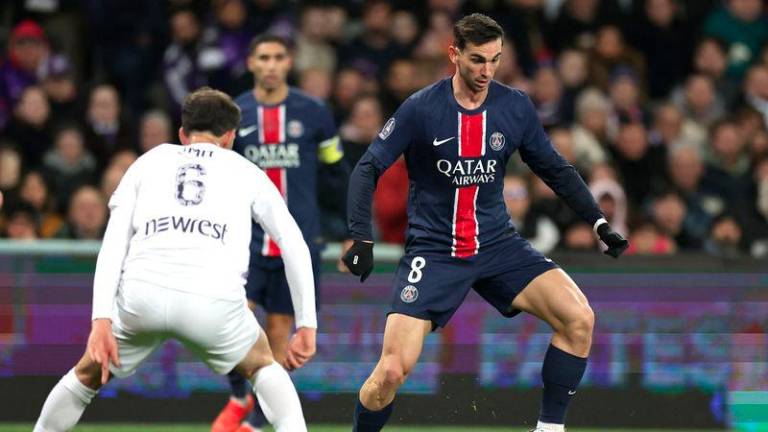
xmin=33 ymin=87 xmax=317 ymax=432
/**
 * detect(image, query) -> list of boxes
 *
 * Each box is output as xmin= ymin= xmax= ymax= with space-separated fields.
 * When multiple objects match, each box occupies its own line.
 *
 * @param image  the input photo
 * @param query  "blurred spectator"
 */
xmin=609 ymin=122 xmax=666 ymax=207
xmin=108 ymin=149 xmax=139 ymax=172
xmin=299 ymin=68 xmax=333 ymax=101
xmin=0 ymin=146 xmax=23 ymax=191
xmin=332 ymin=67 xmax=367 ymax=123
xmin=740 ymin=65 xmax=768 ymax=128
xmin=391 ymin=10 xmax=421 ymax=52
xmin=491 ymin=0 xmax=550 ymax=76
xmin=2 ymin=199 xmax=40 ymax=240
xmin=294 ymin=5 xmax=338 ymax=75
xmin=701 ymin=118 xmax=752 ymax=203
xmin=202 ymin=0 xmax=255 ymax=95
xmin=529 ymin=175 xmax=581 ymax=245
xmin=0 ymin=20 xmax=49 ymax=130
xmin=589 ymin=176 xmax=628 ymax=237
xmin=671 ymin=73 xmax=726 ymax=129
xmin=139 ymin=110 xmax=173 ymax=153
xmin=373 ymin=158 xmax=409 ymax=244
xmin=54 ymin=185 xmax=107 ymax=240
xmin=561 ymin=222 xmax=597 ymax=251
xmin=494 ymin=38 xmax=530 ymax=92
xmin=340 ymin=95 xmax=384 ymax=167
xmin=531 ymin=65 xmax=565 ymax=127
xmin=83 ymin=84 xmax=136 ymax=171
xmin=746 ymin=157 xmax=768 ymax=256
xmin=99 ymin=164 xmax=126 ymax=202
xmin=340 ymin=0 xmax=403 ymax=78
xmin=547 ymin=0 xmax=620 ymax=53
xmin=704 ymin=213 xmax=745 ymax=257
xmin=626 ymin=220 xmax=676 ymax=255
xmin=16 ymin=170 xmax=63 ymax=238
xmin=504 ymin=175 xmax=560 ymax=254
xmin=608 ymin=68 xmax=650 ymax=126
xmin=625 ymin=0 xmax=693 ymax=99
xmin=42 ymin=125 xmax=97 ymax=212
xmin=703 ymin=0 xmax=768 ymax=79
xmin=163 ymin=8 xmax=208 ymax=117
xmin=650 ymin=190 xmax=702 ymax=250
xmin=587 ymin=25 xmax=646 ymax=92
xmin=571 ymin=88 xmax=611 ymax=171
xmin=666 ymin=144 xmax=721 ymax=242
xmin=692 ymin=37 xmax=741 ymax=106
xmin=649 ymin=103 xmax=706 ymax=150
xmin=381 ymin=58 xmax=421 ymax=116
xmin=39 ymin=54 xmax=81 ymax=123
xmin=549 ymin=127 xmax=577 ymax=165
xmin=556 ymin=48 xmax=589 ymax=123
xmin=7 ymin=86 xmax=52 ymax=169
xmin=749 ymin=127 xmax=768 ymax=161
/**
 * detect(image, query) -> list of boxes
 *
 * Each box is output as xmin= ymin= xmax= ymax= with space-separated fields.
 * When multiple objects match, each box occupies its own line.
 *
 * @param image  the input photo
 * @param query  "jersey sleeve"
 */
xmin=316 ymin=103 xmax=343 ymax=165
xmin=250 ymin=168 xmax=317 ymax=329
xmin=91 ymin=158 xmax=142 ymax=320
xmin=366 ymin=97 xmax=420 ymax=169
xmin=517 ymin=93 xmax=604 ymax=225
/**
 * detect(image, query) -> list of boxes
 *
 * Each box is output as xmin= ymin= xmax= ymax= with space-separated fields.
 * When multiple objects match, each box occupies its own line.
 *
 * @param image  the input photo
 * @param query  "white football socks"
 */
xmin=34 ymin=368 xmax=98 ymax=432
xmin=536 ymin=420 xmax=566 ymax=431
xmin=249 ymin=361 xmax=307 ymax=432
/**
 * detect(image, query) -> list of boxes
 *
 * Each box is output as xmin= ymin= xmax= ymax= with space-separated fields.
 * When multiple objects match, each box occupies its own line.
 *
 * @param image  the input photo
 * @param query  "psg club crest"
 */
xmin=400 ymin=285 xmax=419 ymax=303
xmin=489 ymin=132 xmax=505 ymax=151
xmin=379 ymin=117 xmax=396 ymax=140
xmin=287 ymin=120 xmax=304 ymax=138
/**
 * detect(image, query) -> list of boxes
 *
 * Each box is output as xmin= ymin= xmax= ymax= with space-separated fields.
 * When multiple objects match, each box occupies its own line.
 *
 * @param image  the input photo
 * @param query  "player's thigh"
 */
xmin=172 ymin=292 xmax=262 ymax=375
xmin=233 ymin=330 xmax=274 ymax=379
xmin=389 ymin=253 xmax=475 ymax=329
xmin=377 ymin=313 xmax=432 ymax=375
xmin=511 ymin=268 xmax=592 ymax=332
xmin=110 ymin=283 xmax=167 ymax=379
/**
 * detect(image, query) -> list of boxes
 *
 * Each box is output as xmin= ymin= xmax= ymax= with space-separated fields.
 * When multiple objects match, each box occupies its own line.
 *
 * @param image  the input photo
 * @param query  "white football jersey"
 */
xmin=91 ymin=143 xmax=317 ymax=328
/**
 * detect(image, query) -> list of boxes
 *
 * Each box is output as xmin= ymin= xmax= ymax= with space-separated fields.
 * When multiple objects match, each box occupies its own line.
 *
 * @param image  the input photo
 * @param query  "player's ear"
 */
xmin=222 ymin=129 xmax=236 ymax=149
xmin=448 ymin=45 xmax=460 ymax=65
xmin=179 ymin=127 xmax=189 ymax=145
xmin=246 ymin=54 xmax=257 ymax=74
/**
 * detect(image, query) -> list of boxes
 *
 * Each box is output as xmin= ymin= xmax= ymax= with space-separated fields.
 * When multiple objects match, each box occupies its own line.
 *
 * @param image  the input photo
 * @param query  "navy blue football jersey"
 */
xmin=233 ymin=87 xmax=342 ymax=259
xmin=365 ymin=78 xmax=602 ymax=257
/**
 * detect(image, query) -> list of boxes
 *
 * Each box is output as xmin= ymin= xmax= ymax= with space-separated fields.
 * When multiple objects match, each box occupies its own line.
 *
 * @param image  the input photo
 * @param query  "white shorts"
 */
xmin=109 ymin=282 xmax=261 ymax=378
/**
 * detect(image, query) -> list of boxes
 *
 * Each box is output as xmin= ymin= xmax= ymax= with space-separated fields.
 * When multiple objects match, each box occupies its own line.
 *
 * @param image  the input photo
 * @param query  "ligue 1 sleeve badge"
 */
xmin=379 ymin=117 xmax=396 ymax=140
xmin=400 ymin=285 xmax=419 ymax=303
xmin=489 ymin=132 xmax=505 ymax=151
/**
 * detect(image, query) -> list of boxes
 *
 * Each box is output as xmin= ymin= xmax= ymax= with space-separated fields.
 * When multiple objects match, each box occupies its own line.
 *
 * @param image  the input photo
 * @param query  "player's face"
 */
xmin=450 ymin=39 xmax=502 ymax=93
xmin=248 ymin=42 xmax=292 ymax=91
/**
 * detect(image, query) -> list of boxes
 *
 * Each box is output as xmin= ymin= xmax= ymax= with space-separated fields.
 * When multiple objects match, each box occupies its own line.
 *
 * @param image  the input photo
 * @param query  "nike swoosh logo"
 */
xmin=433 ymin=137 xmax=455 ymax=146
xmin=238 ymin=125 xmax=258 ymax=137
xmin=568 ymin=390 xmax=577 ymax=395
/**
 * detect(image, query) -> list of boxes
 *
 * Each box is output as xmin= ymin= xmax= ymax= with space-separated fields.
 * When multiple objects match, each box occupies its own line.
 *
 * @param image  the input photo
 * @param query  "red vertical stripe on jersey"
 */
xmin=452 ymin=112 xmax=485 ymax=258
xmin=259 ymin=106 xmax=287 ymax=257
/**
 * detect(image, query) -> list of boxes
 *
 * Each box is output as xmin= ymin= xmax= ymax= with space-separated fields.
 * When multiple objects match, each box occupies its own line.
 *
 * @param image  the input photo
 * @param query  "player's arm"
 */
xmin=343 ymin=99 xmax=419 ymax=281
xmin=250 ymin=169 xmax=317 ymax=369
xmin=89 ymin=159 xmax=141 ymax=382
xmin=517 ymin=94 xmax=628 ymax=258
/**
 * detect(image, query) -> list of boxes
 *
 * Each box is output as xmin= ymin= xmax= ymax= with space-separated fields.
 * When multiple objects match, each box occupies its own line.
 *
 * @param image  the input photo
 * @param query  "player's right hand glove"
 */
xmin=341 ymin=240 xmax=374 ymax=282
xmin=596 ymin=222 xmax=629 ymax=258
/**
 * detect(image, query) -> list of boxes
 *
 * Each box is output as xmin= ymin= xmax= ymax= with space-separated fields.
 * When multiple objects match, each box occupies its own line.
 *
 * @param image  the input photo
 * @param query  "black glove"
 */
xmin=596 ymin=222 xmax=629 ymax=258
xmin=342 ymin=240 xmax=374 ymax=282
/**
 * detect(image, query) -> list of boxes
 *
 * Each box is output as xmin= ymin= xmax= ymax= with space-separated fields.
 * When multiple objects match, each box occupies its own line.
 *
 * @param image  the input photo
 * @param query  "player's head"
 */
xmin=449 ymin=14 xmax=504 ymax=93
xmin=247 ymin=33 xmax=292 ymax=91
xmin=180 ymin=87 xmax=241 ymax=149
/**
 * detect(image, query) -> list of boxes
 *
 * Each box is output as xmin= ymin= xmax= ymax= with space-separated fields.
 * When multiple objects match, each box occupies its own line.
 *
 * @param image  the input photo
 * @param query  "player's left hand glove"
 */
xmin=596 ymin=222 xmax=629 ymax=258
xmin=341 ymin=240 xmax=374 ymax=282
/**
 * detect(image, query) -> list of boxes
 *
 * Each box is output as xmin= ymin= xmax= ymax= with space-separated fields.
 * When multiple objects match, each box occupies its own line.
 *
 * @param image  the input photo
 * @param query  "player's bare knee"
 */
xmin=380 ymin=357 xmax=409 ymax=389
xmin=565 ymin=304 xmax=595 ymax=347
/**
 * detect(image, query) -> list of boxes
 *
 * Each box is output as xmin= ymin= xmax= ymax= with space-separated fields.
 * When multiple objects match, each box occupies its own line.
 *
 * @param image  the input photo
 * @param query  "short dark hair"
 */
xmin=181 ymin=87 xmax=241 ymax=137
xmin=248 ymin=33 xmax=291 ymax=56
xmin=453 ymin=13 xmax=504 ymax=50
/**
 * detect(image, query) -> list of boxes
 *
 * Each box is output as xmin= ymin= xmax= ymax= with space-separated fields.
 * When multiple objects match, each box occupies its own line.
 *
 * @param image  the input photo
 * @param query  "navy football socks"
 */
xmin=246 ymin=402 xmax=268 ymax=427
xmin=539 ymin=344 xmax=587 ymax=423
xmin=227 ymin=370 xmax=249 ymax=399
xmin=353 ymin=399 xmax=394 ymax=432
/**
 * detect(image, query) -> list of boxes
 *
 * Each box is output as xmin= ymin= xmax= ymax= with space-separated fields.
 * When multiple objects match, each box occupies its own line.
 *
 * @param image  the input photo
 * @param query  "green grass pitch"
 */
xmin=0 ymin=425 xmax=714 ymax=431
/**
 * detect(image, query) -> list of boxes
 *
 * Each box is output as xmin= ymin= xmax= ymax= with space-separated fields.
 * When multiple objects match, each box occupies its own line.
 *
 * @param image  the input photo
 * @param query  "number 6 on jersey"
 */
xmin=407 ymin=256 xmax=426 ymax=283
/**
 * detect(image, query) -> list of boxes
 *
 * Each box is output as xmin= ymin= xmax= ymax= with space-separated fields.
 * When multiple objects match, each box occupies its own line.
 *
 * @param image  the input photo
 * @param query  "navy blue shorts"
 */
xmin=245 ymin=249 xmax=321 ymax=314
xmin=389 ymin=233 xmax=558 ymax=328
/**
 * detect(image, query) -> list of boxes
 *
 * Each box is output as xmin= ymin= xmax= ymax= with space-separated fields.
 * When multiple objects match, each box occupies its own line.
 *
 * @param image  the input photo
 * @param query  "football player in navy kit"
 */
xmin=342 ymin=14 xmax=628 ymax=432
xmin=212 ymin=34 xmax=348 ymax=432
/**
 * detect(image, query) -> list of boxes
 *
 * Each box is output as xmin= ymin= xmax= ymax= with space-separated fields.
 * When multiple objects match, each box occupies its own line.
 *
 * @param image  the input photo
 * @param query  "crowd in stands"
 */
xmin=0 ymin=0 xmax=767 ymax=258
